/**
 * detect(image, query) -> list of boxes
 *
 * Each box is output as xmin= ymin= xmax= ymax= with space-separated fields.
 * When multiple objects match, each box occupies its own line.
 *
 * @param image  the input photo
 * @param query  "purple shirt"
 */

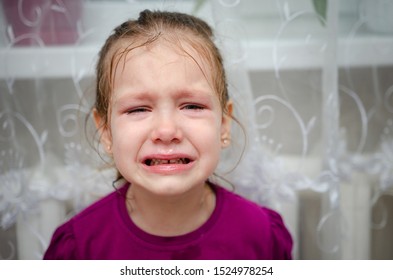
xmin=44 ymin=183 xmax=292 ymax=259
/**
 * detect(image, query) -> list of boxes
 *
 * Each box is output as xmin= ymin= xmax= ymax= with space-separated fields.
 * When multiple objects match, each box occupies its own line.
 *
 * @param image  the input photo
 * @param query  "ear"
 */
xmin=221 ymin=100 xmax=233 ymax=148
xmin=93 ymin=108 xmax=112 ymax=154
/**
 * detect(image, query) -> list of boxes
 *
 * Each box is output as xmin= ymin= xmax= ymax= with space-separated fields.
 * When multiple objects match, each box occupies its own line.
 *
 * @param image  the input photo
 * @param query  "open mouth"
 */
xmin=144 ymin=158 xmax=192 ymax=166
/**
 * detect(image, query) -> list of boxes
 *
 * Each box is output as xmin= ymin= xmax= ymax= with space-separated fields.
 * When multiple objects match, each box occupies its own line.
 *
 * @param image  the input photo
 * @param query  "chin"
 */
xmin=137 ymin=178 xmax=205 ymax=197
xmin=152 ymin=184 xmax=193 ymax=197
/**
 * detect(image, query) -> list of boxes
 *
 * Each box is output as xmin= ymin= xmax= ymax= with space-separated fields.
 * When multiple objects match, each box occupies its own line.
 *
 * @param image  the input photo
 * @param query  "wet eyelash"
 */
xmin=126 ymin=107 xmax=149 ymax=114
xmin=182 ymin=104 xmax=205 ymax=110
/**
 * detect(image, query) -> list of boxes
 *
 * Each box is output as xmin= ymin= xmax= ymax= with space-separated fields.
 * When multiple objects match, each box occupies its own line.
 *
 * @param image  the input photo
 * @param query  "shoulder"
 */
xmin=69 ymin=184 xmax=128 ymax=232
xmin=43 ymin=220 xmax=76 ymax=259
xmin=43 ymin=185 xmax=128 ymax=259
xmin=71 ymin=186 xmax=125 ymax=224
xmin=215 ymin=185 xmax=293 ymax=259
xmin=216 ymin=185 xmax=270 ymax=220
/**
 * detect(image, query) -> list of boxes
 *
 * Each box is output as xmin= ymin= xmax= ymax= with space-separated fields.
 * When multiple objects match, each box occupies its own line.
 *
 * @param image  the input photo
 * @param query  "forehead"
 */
xmin=111 ymin=34 xmax=212 ymax=76
xmin=112 ymin=37 xmax=213 ymax=83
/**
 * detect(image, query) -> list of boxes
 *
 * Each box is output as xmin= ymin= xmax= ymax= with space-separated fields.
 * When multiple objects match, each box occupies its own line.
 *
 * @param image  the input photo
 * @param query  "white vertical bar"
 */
xmin=320 ymin=0 xmax=340 ymax=259
xmin=340 ymin=172 xmax=371 ymax=259
xmin=16 ymin=213 xmax=42 ymax=260
xmin=16 ymin=199 xmax=65 ymax=259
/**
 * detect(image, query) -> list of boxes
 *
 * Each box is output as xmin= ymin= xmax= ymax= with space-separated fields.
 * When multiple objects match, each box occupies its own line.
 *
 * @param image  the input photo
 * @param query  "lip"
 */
xmin=140 ymin=153 xmax=195 ymax=175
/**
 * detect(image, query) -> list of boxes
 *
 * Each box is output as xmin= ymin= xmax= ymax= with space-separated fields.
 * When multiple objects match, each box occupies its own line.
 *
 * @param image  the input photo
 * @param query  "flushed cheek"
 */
xmin=191 ymin=122 xmax=222 ymax=146
xmin=189 ymin=129 xmax=222 ymax=166
xmin=111 ymin=117 xmax=149 ymax=145
xmin=111 ymin=143 xmax=137 ymax=171
xmin=110 ymin=130 xmax=143 ymax=166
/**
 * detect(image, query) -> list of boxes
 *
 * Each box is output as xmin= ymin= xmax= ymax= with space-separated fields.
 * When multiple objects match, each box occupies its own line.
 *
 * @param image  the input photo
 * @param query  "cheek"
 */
xmin=110 ymin=120 xmax=150 ymax=156
xmin=191 ymin=120 xmax=222 ymax=148
xmin=109 ymin=125 xmax=133 ymax=154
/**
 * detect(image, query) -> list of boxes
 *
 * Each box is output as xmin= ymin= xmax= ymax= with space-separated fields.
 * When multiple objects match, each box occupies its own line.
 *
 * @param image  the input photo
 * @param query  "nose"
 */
xmin=150 ymin=112 xmax=183 ymax=144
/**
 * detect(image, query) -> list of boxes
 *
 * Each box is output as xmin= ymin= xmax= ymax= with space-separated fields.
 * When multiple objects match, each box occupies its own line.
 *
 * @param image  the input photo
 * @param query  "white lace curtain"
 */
xmin=1 ymin=0 xmax=392 ymax=260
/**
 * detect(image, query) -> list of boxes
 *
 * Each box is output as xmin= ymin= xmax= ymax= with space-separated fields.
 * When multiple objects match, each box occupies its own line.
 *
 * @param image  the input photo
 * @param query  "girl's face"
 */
xmin=95 ymin=40 xmax=232 ymax=197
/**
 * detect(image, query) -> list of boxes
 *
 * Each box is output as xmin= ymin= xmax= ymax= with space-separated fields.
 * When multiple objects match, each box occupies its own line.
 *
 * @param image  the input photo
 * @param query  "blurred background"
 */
xmin=0 ymin=0 xmax=392 ymax=259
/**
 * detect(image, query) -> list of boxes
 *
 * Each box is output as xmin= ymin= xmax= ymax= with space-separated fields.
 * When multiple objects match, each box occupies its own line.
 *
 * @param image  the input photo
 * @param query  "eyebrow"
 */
xmin=112 ymin=91 xmax=152 ymax=109
xmin=174 ymin=89 xmax=213 ymax=100
xmin=114 ymin=87 xmax=214 ymax=105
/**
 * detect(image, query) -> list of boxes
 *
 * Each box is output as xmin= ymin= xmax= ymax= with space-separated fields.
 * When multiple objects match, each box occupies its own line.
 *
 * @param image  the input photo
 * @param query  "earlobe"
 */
xmin=221 ymin=101 xmax=233 ymax=148
xmin=93 ymin=109 xmax=112 ymax=154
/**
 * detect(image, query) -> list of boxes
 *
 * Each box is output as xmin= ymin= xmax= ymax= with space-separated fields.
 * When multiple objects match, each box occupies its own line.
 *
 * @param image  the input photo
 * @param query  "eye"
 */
xmin=125 ymin=107 xmax=149 ymax=115
xmin=182 ymin=104 xmax=205 ymax=111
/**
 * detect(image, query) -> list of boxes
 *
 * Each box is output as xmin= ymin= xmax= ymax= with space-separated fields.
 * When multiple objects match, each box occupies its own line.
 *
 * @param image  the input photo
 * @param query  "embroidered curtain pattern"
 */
xmin=0 ymin=0 xmax=392 ymax=259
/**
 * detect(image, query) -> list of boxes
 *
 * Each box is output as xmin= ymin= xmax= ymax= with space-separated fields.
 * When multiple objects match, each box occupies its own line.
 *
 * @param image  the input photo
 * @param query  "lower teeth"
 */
xmin=148 ymin=159 xmax=188 ymax=166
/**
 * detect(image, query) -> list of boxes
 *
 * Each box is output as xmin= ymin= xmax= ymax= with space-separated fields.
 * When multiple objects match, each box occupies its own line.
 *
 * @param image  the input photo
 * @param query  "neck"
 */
xmin=125 ymin=182 xmax=215 ymax=237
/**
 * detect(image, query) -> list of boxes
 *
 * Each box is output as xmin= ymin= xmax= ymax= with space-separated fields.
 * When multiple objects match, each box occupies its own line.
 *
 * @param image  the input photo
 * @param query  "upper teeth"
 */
xmin=148 ymin=158 xmax=188 ymax=166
